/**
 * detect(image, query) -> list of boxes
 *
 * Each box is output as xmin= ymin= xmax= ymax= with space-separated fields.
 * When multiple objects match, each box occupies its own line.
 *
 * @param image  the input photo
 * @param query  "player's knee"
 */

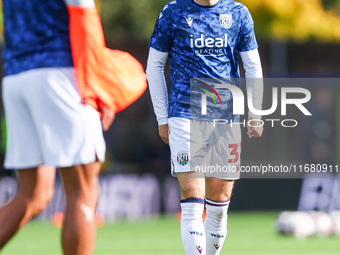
xmin=69 ymin=178 xmax=99 ymax=206
xmin=224 ymin=190 xmax=232 ymax=200
xmin=206 ymin=186 xmax=233 ymax=201
xmin=206 ymin=193 xmax=232 ymax=202
xmin=83 ymin=177 xmax=99 ymax=195
xmin=36 ymin=189 xmax=53 ymax=212
xmin=23 ymin=188 xmax=54 ymax=216
xmin=87 ymin=178 xmax=99 ymax=202
xmin=180 ymin=187 xmax=204 ymax=200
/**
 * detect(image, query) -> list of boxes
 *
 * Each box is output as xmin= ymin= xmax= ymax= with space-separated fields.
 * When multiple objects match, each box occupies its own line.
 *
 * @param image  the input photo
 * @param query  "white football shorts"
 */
xmin=169 ymin=117 xmax=241 ymax=180
xmin=2 ymin=67 xmax=105 ymax=169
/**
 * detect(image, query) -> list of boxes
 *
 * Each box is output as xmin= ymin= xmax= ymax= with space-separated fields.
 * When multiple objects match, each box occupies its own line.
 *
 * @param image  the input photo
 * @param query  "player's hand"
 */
xmin=159 ymin=124 xmax=169 ymax=144
xmin=101 ymin=106 xmax=115 ymax=131
xmin=247 ymin=117 xmax=263 ymax=138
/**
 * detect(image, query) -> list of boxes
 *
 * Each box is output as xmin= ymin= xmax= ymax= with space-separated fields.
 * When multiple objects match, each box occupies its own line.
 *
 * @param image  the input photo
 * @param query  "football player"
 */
xmin=147 ymin=0 xmax=263 ymax=254
xmin=0 ymin=0 xmax=113 ymax=254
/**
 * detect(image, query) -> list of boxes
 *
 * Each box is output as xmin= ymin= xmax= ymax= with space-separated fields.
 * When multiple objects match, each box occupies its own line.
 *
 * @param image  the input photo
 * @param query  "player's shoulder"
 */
xmin=161 ymin=0 xmax=194 ymax=13
xmin=226 ymin=0 xmax=250 ymax=13
xmin=160 ymin=0 xmax=181 ymax=13
xmin=225 ymin=0 xmax=252 ymax=21
xmin=158 ymin=0 xmax=192 ymax=21
xmin=157 ymin=0 xmax=178 ymax=20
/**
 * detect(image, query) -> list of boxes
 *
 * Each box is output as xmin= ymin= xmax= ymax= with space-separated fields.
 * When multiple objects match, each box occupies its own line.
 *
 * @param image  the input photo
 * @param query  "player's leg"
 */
xmin=1 ymin=70 xmax=56 ymax=249
xmin=25 ymin=67 xmax=105 ymax=254
xmin=204 ymin=178 xmax=233 ymax=255
xmin=58 ymin=161 xmax=101 ymax=255
xmin=203 ymin=121 xmax=240 ymax=255
xmin=169 ymin=118 xmax=208 ymax=255
xmin=177 ymin=172 xmax=206 ymax=255
xmin=0 ymin=166 xmax=55 ymax=249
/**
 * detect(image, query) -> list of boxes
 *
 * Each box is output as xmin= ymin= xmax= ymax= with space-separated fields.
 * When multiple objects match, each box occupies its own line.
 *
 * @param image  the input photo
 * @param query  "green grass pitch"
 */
xmin=1 ymin=212 xmax=339 ymax=255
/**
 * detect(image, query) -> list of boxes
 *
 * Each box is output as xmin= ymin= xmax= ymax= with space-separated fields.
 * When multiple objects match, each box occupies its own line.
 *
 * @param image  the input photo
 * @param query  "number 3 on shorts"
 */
xmin=228 ymin=143 xmax=241 ymax=164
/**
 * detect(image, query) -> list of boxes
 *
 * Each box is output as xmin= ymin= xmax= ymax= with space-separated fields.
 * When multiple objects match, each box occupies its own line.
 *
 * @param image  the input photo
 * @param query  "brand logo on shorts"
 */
xmin=196 ymin=246 xmax=203 ymax=254
xmin=219 ymin=14 xmax=232 ymax=29
xmin=177 ymin=151 xmax=189 ymax=166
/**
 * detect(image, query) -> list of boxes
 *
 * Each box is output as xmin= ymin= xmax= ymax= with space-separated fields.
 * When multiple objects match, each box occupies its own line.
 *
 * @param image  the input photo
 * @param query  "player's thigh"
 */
xmin=190 ymin=119 xmax=213 ymax=173
xmin=169 ymin=118 xmax=209 ymax=176
xmin=169 ymin=118 xmax=207 ymax=199
xmin=205 ymin=123 xmax=241 ymax=180
xmin=205 ymin=178 xmax=234 ymax=201
xmin=169 ymin=117 xmax=191 ymax=176
xmin=177 ymin=172 xmax=205 ymax=200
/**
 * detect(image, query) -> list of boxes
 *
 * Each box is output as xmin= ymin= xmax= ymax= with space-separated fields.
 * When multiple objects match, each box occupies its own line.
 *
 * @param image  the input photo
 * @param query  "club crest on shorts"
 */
xmin=219 ymin=14 xmax=232 ymax=29
xmin=177 ymin=151 xmax=189 ymax=166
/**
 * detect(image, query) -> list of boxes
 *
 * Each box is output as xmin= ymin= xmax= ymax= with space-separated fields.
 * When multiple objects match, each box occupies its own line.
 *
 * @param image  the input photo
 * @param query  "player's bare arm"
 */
xmin=101 ymin=105 xmax=115 ymax=132
xmin=158 ymin=124 xmax=169 ymax=145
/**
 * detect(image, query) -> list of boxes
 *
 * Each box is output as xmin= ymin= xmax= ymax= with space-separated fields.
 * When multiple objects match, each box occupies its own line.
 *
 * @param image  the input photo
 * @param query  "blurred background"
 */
xmin=0 ymin=0 xmax=340 ymax=222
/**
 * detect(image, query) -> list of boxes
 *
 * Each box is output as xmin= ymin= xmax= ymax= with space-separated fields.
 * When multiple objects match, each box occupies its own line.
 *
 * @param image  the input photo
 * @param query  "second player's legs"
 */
xmin=58 ymin=161 xmax=101 ymax=255
xmin=204 ymin=178 xmax=234 ymax=255
xmin=0 ymin=166 xmax=55 ymax=250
